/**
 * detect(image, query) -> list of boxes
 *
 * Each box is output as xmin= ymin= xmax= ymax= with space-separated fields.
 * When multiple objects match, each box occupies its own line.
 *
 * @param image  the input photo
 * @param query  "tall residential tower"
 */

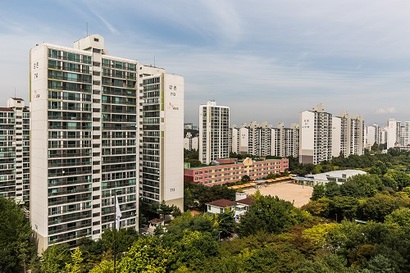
xmin=199 ymin=101 xmax=230 ymax=164
xmin=0 ymin=98 xmax=30 ymax=204
xmin=29 ymin=34 xmax=184 ymax=252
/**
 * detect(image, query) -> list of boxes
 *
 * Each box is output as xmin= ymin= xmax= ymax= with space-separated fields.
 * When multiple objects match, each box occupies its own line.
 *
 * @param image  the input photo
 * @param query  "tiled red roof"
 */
xmin=149 ymin=218 xmax=164 ymax=224
xmin=237 ymin=197 xmax=254 ymax=206
xmin=206 ymin=199 xmax=236 ymax=207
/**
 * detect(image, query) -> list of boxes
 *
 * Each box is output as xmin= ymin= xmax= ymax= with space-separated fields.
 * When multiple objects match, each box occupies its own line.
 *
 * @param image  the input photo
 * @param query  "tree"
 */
xmin=357 ymin=193 xmax=401 ymax=222
xmin=0 ymin=198 xmax=36 ymax=273
xmin=169 ymin=230 xmax=218 ymax=271
xmin=89 ymin=259 xmax=114 ymax=273
xmin=340 ymin=174 xmax=383 ymax=198
xmin=385 ymin=207 xmax=410 ymax=229
xmin=41 ymin=244 xmax=71 ymax=273
xmin=241 ymin=175 xmax=251 ymax=183
xmin=295 ymin=254 xmax=355 ymax=273
xmin=100 ymin=228 xmax=139 ymax=258
xmin=217 ymin=209 xmax=236 ymax=239
xmin=237 ymin=196 xmax=306 ymax=237
xmin=117 ymin=236 xmax=173 ymax=273
xmin=311 ymin=185 xmax=325 ymax=201
xmin=64 ymin=247 xmax=83 ymax=273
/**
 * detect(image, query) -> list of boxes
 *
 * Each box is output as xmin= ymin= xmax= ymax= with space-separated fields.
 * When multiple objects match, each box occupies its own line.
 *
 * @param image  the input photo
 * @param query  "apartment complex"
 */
xmin=199 ymin=101 xmax=230 ymax=164
xmin=299 ymin=104 xmax=364 ymax=165
xmin=29 ymin=34 xmax=184 ymax=251
xmin=0 ymin=98 xmax=30 ymax=204
xmin=184 ymin=157 xmax=289 ymax=185
xmin=231 ymin=121 xmax=299 ymax=158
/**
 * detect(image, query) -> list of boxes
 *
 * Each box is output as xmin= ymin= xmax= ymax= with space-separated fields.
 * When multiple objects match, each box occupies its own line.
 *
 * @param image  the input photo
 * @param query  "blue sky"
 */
xmin=1 ymin=0 xmax=410 ymax=126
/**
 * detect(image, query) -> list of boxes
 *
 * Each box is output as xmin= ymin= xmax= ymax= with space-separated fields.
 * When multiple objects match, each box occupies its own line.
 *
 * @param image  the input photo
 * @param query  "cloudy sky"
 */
xmin=1 ymin=0 xmax=410 ymax=126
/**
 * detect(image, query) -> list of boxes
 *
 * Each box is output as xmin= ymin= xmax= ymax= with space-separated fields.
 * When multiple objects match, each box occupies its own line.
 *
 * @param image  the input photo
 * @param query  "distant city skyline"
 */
xmin=1 ymin=1 xmax=410 ymax=125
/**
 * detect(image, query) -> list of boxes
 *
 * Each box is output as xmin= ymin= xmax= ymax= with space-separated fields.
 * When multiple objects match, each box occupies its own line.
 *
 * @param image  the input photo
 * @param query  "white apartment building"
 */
xmin=231 ymin=122 xmax=299 ymax=158
xmin=0 ymin=98 xmax=30 ymax=204
xmin=199 ymin=101 xmax=230 ymax=164
xmin=366 ymin=124 xmax=380 ymax=149
xmin=299 ymin=104 xmax=365 ymax=164
xmin=386 ymin=118 xmax=400 ymax=149
xmin=184 ymin=133 xmax=198 ymax=151
xmin=29 ymin=34 xmax=184 ymax=252
xmin=140 ymin=72 xmax=184 ymax=209
xmin=337 ymin=112 xmax=364 ymax=157
xmin=299 ymin=104 xmax=333 ymax=164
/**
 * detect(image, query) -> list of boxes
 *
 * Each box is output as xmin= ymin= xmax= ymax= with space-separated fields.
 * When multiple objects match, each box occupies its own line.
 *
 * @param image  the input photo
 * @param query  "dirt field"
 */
xmin=243 ymin=182 xmax=313 ymax=207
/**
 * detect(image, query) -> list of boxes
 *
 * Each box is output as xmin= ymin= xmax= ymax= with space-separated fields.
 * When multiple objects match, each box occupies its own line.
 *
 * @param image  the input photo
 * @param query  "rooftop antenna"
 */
xmin=14 ymin=87 xmax=16 ymax=98
xmin=154 ymin=56 xmax=156 ymax=67
xmin=86 ymin=22 xmax=89 ymax=36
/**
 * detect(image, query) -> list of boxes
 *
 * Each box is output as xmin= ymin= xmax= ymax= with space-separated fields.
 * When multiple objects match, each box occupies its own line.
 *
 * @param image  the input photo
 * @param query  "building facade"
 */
xmin=184 ymin=157 xmax=289 ymax=185
xmin=231 ymin=122 xmax=299 ymax=158
xmin=199 ymin=101 xmax=230 ymax=164
xmin=299 ymin=104 xmax=333 ymax=164
xmin=29 ymin=34 xmax=184 ymax=252
xmin=299 ymin=104 xmax=365 ymax=164
xmin=0 ymin=98 xmax=30 ymax=204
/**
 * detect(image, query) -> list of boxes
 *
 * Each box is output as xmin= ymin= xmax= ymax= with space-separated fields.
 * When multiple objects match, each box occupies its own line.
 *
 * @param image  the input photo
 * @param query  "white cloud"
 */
xmin=376 ymin=107 xmax=397 ymax=114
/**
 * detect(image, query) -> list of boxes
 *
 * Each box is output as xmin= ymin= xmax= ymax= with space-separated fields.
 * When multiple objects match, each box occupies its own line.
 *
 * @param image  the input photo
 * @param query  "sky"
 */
xmin=1 ymin=0 xmax=410 ymax=127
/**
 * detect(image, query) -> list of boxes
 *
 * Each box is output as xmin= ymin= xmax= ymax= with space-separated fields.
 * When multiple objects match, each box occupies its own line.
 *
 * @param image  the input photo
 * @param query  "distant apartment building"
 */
xmin=184 ymin=157 xmax=289 ymax=186
xmin=337 ymin=112 xmax=364 ymax=157
xmin=29 ymin=34 xmax=184 ymax=252
xmin=365 ymin=124 xmax=380 ymax=149
xmin=184 ymin=132 xmax=198 ymax=151
xmin=299 ymin=104 xmax=364 ymax=164
xmin=0 ymin=98 xmax=30 ymax=204
xmin=199 ymin=101 xmax=230 ymax=164
xmin=273 ymin=122 xmax=299 ymax=158
xmin=299 ymin=104 xmax=333 ymax=164
xmin=386 ymin=118 xmax=400 ymax=149
xmin=231 ymin=122 xmax=299 ymax=158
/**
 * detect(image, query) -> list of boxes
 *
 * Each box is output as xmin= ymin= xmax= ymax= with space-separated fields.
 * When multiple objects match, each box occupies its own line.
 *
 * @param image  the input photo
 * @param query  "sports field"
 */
xmin=242 ymin=182 xmax=313 ymax=207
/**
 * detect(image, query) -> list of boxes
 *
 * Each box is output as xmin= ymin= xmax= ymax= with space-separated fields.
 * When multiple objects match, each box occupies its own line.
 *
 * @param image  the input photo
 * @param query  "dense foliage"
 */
xmin=0 ymin=198 xmax=36 ymax=273
xmin=6 ymin=149 xmax=410 ymax=272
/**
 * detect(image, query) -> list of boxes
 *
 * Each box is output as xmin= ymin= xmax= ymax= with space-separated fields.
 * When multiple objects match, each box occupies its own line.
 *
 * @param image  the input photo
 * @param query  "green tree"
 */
xmin=328 ymin=196 xmax=359 ymax=222
xmin=385 ymin=207 xmax=410 ymax=228
xmin=385 ymin=169 xmax=410 ymax=191
xmin=238 ymin=196 xmax=306 ymax=237
xmin=295 ymin=254 xmax=355 ymax=273
xmin=65 ymin=247 xmax=83 ymax=273
xmin=340 ymin=174 xmax=383 ymax=198
xmin=170 ymin=230 xmax=218 ymax=271
xmin=358 ymin=193 xmax=401 ymax=222
xmin=311 ymin=185 xmax=325 ymax=201
xmin=41 ymin=244 xmax=71 ymax=273
xmin=88 ymin=259 xmax=113 ymax=273
xmin=217 ymin=209 xmax=236 ymax=239
xmin=117 ymin=236 xmax=173 ymax=273
xmin=0 ymin=198 xmax=35 ymax=273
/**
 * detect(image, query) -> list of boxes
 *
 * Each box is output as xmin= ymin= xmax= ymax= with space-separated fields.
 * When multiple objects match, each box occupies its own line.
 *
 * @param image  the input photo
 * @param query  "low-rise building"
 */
xmin=184 ymin=157 xmax=288 ymax=186
xmin=292 ymin=169 xmax=367 ymax=186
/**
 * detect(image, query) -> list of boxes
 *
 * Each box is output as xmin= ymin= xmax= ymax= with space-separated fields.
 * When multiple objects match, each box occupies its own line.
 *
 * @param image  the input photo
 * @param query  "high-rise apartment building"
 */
xmin=386 ymin=118 xmax=400 ymax=149
xmin=199 ymin=101 xmax=230 ymax=164
xmin=140 ymin=72 xmax=184 ymax=208
xmin=231 ymin=122 xmax=299 ymax=158
xmin=299 ymin=104 xmax=364 ymax=164
xmin=0 ymin=98 xmax=30 ymax=204
xmin=299 ymin=104 xmax=333 ymax=164
xmin=337 ymin=112 xmax=364 ymax=157
xmin=29 ymin=34 xmax=184 ymax=252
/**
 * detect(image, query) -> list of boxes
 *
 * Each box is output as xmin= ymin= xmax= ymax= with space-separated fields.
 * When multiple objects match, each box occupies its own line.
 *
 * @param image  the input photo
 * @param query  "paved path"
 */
xmin=243 ymin=182 xmax=313 ymax=207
